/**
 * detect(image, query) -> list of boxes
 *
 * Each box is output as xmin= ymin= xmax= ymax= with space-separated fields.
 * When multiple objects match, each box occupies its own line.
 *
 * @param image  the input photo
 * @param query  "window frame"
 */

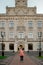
xmin=28 ymin=21 xmax=33 ymax=28
xmin=9 ymin=21 xmax=14 ymax=28
xmin=9 ymin=32 xmax=14 ymax=38
xmin=18 ymin=32 xmax=25 ymax=38
xmin=37 ymin=21 xmax=42 ymax=28
xmin=28 ymin=32 xmax=33 ymax=38
xmin=0 ymin=21 xmax=5 ymax=28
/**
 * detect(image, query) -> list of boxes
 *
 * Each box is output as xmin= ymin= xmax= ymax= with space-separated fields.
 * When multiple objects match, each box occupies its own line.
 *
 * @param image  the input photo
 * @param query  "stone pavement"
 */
xmin=6 ymin=53 xmax=38 ymax=65
xmin=0 ymin=56 xmax=14 ymax=65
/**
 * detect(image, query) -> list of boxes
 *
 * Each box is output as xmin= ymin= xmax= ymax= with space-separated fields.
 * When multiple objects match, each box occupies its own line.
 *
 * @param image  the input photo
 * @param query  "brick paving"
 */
xmin=8 ymin=53 xmax=38 ymax=65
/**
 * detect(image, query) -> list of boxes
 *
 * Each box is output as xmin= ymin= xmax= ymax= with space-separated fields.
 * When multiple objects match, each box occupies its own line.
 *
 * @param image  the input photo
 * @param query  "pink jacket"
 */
xmin=19 ymin=49 xmax=24 ymax=56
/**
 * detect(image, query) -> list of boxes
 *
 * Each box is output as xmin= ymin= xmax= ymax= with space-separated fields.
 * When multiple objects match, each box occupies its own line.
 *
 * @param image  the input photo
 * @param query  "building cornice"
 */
xmin=0 ymin=14 xmax=43 ymax=17
xmin=0 ymin=14 xmax=43 ymax=20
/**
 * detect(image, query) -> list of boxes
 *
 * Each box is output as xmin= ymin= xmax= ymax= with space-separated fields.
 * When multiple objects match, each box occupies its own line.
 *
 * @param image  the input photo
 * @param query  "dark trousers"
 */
xmin=20 ymin=56 xmax=23 ymax=61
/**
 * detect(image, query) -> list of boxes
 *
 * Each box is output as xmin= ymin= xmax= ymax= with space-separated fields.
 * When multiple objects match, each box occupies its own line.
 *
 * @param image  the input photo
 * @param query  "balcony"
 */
xmin=0 ymin=26 xmax=5 ymax=29
xmin=28 ymin=26 xmax=33 ymax=30
xmin=15 ymin=35 xmax=26 ymax=41
xmin=9 ymin=26 xmax=14 ymax=29
xmin=17 ymin=26 xmax=26 ymax=31
xmin=27 ymin=38 xmax=34 ymax=42
xmin=8 ymin=38 xmax=15 ymax=42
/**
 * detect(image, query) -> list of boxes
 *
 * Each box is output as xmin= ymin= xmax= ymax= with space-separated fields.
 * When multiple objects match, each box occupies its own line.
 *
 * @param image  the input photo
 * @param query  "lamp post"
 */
xmin=38 ymin=32 xmax=42 ymax=56
xmin=1 ymin=32 xmax=5 ymax=56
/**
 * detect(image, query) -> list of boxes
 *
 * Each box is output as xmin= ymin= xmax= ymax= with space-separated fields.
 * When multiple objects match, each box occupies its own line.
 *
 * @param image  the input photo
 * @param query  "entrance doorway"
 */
xmin=28 ymin=44 xmax=33 ymax=50
xmin=18 ymin=45 xmax=24 ymax=51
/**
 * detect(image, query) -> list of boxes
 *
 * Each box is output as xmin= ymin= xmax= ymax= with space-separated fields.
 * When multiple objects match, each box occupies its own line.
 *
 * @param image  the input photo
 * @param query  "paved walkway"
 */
xmin=7 ymin=53 xmax=38 ymax=65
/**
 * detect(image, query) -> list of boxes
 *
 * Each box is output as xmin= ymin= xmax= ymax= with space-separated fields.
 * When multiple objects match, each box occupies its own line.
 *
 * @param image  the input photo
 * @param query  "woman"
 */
xmin=19 ymin=48 xmax=24 ymax=61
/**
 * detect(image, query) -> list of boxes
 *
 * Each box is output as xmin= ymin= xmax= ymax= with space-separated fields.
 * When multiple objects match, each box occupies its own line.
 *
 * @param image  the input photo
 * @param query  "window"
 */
xmin=9 ymin=32 xmax=14 ymax=38
xmin=9 ymin=21 xmax=14 ymax=28
xmin=0 ymin=21 xmax=5 ymax=28
xmin=9 ymin=44 xmax=14 ymax=50
xmin=18 ymin=32 xmax=25 ymax=38
xmin=28 ymin=44 xmax=33 ymax=50
xmin=28 ymin=32 xmax=33 ymax=38
xmin=37 ymin=21 xmax=42 ymax=28
xmin=28 ymin=21 xmax=33 ymax=28
xmin=38 ymin=32 xmax=42 ymax=37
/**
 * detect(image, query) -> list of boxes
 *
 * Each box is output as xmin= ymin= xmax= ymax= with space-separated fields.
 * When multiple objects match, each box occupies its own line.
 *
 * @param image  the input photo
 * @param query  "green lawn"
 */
xmin=0 ymin=56 xmax=7 ymax=59
xmin=37 ymin=56 xmax=43 ymax=59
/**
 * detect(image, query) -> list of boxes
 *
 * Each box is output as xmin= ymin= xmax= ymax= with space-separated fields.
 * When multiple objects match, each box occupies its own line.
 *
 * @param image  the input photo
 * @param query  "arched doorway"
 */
xmin=17 ymin=41 xmax=25 ymax=51
xmin=18 ymin=44 xmax=24 ymax=51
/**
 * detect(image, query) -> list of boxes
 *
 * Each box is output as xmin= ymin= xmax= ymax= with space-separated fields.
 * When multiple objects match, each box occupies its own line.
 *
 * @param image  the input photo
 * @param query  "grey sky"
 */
xmin=0 ymin=0 xmax=43 ymax=14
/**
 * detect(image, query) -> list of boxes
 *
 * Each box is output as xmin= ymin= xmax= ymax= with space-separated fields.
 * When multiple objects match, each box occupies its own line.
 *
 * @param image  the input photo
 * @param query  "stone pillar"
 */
xmin=5 ymin=42 xmax=9 ymax=51
xmin=25 ymin=43 xmax=28 ymax=51
xmin=0 ymin=43 xmax=1 ymax=50
xmin=14 ymin=43 xmax=17 ymax=52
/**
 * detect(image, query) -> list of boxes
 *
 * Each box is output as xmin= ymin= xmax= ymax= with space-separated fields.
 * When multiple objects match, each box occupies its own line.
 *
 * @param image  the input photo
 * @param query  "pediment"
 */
xmin=6 ymin=7 xmax=36 ymax=15
xmin=15 ymin=8 xmax=27 ymax=15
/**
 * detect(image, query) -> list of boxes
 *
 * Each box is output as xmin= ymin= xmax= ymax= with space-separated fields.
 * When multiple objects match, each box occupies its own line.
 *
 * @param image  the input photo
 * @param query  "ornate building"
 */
xmin=0 ymin=0 xmax=43 ymax=52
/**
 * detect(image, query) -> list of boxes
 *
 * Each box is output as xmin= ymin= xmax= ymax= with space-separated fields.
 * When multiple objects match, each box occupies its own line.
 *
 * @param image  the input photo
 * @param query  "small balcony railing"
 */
xmin=17 ymin=26 xmax=26 ymax=31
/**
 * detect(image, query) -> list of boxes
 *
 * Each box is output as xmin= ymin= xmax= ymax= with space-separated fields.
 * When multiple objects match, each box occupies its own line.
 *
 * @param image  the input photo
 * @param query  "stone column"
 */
xmin=5 ymin=42 xmax=9 ymax=51
xmin=0 ymin=43 xmax=1 ymax=50
xmin=25 ymin=43 xmax=28 ymax=51
xmin=14 ymin=43 xmax=17 ymax=52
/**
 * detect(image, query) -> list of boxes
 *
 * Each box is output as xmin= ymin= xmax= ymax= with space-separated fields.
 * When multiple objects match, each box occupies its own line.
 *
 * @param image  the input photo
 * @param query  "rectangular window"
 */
xmin=18 ymin=32 xmax=25 ymax=38
xmin=9 ymin=21 xmax=14 ymax=28
xmin=28 ymin=32 xmax=33 ymax=38
xmin=38 ymin=32 xmax=42 ymax=37
xmin=28 ymin=21 xmax=33 ymax=28
xmin=9 ymin=32 xmax=14 ymax=38
xmin=0 ymin=21 xmax=5 ymax=28
xmin=37 ymin=21 xmax=42 ymax=28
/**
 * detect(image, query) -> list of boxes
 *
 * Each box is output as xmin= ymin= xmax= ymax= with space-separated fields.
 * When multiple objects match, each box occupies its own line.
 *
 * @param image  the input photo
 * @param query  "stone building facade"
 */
xmin=0 ymin=0 xmax=43 ymax=52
